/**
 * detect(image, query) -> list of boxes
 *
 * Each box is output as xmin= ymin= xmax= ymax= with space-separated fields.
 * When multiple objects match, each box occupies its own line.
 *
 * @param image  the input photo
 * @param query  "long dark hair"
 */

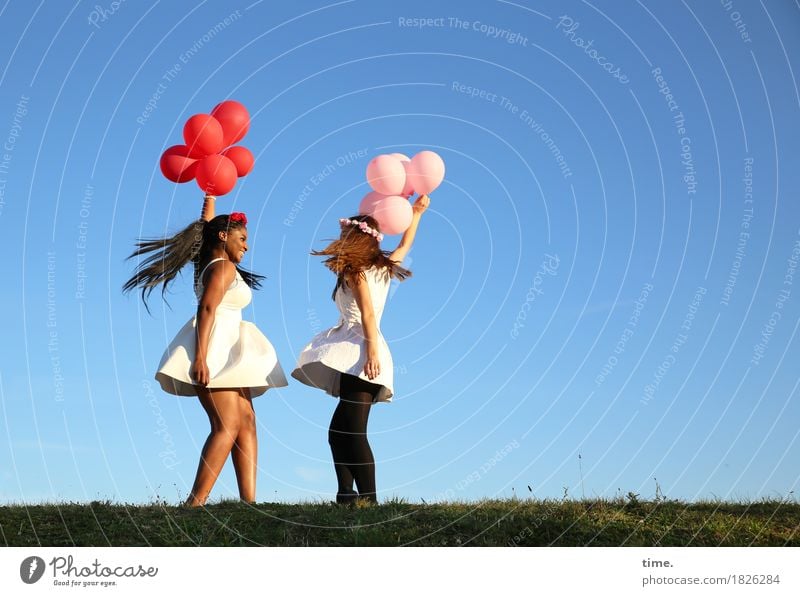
xmin=312 ymin=214 xmax=410 ymax=300
xmin=122 ymin=214 xmax=265 ymax=314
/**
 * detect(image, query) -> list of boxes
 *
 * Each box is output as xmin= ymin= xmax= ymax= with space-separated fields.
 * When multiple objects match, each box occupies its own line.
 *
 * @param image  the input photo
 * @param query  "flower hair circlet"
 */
xmin=339 ymin=218 xmax=383 ymax=242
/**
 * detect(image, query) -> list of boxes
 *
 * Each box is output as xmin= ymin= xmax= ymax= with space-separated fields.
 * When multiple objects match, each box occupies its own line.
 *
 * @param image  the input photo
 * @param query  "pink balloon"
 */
xmin=366 ymin=154 xmax=406 ymax=195
xmin=400 ymin=161 xmax=414 ymax=197
xmin=371 ymin=195 xmax=413 ymax=235
xmin=407 ymin=150 xmax=445 ymax=195
xmin=358 ymin=190 xmax=389 ymax=215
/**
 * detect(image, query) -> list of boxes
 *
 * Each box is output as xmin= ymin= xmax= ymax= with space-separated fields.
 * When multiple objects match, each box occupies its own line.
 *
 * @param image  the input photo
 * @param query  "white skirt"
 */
xmin=291 ymin=321 xmax=394 ymax=403
xmin=155 ymin=309 xmax=288 ymax=397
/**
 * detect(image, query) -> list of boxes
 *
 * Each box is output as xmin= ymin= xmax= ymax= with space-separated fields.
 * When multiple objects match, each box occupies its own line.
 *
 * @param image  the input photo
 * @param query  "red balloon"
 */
xmin=211 ymin=100 xmax=250 ymax=147
xmin=183 ymin=114 xmax=224 ymax=158
xmin=195 ymin=154 xmax=238 ymax=195
xmin=160 ymin=145 xmax=198 ymax=183
xmin=221 ymin=146 xmax=254 ymax=177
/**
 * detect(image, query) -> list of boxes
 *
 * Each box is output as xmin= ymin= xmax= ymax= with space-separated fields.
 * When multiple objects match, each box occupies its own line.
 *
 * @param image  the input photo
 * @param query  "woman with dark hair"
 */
xmin=122 ymin=196 xmax=287 ymax=507
xmin=292 ymin=194 xmax=430 ymax=504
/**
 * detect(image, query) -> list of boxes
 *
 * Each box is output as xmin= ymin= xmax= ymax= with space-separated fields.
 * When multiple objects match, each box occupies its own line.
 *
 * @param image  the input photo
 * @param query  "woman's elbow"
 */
xmin=197 ymin=303 xmax=217 ymax=317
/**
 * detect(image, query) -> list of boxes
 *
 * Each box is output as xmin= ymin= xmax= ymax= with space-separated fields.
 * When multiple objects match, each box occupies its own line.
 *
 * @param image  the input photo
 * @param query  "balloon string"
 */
xmin=192 ymin=194 xmax=215 ymax=291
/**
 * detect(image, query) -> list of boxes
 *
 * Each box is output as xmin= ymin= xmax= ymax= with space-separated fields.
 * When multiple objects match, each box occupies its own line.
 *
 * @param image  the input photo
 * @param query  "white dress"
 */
xmin=155 ymin=257 xmax=288 ymax=397
xmin=291 ymin=265 xmax=394 ymax=402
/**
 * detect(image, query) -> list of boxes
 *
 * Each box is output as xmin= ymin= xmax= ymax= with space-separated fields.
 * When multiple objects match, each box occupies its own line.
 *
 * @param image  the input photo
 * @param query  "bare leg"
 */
xmin=231 ymin=388 xmax=257 ymax=503
xmin=185 ymin=387 xmax=244 ymax=507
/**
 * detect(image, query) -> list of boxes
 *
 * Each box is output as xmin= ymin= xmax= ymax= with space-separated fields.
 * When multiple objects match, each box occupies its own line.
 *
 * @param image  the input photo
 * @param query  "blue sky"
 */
xmin=1 ymin=0 xmax=799 ymax=505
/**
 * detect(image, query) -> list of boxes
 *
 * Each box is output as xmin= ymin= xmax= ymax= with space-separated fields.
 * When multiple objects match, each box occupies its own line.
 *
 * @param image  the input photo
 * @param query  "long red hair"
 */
xmin=312 ymin=214 xmax=410 ymax=299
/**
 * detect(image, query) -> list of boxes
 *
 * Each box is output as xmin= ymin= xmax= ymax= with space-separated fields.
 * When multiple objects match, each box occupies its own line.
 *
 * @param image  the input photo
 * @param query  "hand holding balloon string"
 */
xmin=360 ymin=151 xmax=443 ymax=235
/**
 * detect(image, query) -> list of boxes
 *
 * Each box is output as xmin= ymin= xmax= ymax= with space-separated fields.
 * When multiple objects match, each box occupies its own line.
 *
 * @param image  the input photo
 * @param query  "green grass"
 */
xmin=1 ymin=496 xmax=798 ymax=546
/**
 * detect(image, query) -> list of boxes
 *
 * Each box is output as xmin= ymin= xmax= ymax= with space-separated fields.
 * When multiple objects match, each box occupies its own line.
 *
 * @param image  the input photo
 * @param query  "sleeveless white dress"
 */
xmin=155 ymin=257 xmax=288 ymax=397
xmin=291 ymin=266 xmax=394 ymax=403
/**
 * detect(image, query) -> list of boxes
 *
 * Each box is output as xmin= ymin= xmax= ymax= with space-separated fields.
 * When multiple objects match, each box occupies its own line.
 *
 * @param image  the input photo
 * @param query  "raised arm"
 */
xmin=351 ymin=274 xmax=380 ymax=380
xmin=200 ymin=194 xmax=216 ymax=221
xmin=389 ymin=194 xmax=430 ymax=264
xmin=191 ymin=259 xmax=236 ymax=385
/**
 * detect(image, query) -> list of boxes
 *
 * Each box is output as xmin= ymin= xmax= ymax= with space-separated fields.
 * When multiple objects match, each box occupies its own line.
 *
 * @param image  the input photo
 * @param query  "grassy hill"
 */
xmin=2 ymin=496 xmax=798 ymax=546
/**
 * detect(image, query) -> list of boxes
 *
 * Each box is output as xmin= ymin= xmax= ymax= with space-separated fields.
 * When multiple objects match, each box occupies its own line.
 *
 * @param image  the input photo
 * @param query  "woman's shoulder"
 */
xmin=337 ymin=265 xmax=385 ymax=292
xmin=199 ymin=258 xmax=236 ymax=285
xmin=366 ymin=263 xmax=392 ymax=283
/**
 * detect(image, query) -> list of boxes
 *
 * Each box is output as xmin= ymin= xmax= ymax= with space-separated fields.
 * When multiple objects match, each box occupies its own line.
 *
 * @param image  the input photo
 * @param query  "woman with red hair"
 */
xmin=292 ymin=195 xmax=430 ymax=504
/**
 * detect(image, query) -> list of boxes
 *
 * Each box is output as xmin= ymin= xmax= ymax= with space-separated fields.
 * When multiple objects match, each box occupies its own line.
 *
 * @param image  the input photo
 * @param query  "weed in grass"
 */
xmin=0 ymin=495 xmax=797 ymax=546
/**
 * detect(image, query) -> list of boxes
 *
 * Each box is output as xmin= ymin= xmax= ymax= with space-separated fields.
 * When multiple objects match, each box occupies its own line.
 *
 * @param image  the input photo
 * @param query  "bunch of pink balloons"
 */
xmin=361 ymin=150 xmax=444 ymax=234
xmin=159 ymin=100 xmax=255 ymax=196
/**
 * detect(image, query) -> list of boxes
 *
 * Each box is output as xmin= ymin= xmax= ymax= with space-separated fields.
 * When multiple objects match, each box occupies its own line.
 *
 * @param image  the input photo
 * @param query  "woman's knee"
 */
xmin=210 ymin=413 xmax=242 ymax=437
xmin=350 ymin=431 xmax=370 ymax=449
xmin=209 ymin=406 xmax=244 ymax=437
xmin=239 ymin=408 xmax=255 ymax=434
xmin=238 ymin=394 xmax=255 ymax=428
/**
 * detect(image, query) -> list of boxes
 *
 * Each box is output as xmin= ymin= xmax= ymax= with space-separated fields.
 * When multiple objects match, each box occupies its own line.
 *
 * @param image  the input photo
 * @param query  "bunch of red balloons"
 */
xmin=160 ymin=100 xmax=254 ymax=196
xmin=360 ymin=150 xmax=445 ymax=234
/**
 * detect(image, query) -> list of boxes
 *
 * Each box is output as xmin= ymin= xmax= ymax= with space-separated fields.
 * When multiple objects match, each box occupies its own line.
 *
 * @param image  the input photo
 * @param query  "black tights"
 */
xmin=328 ymin=373 xmax=378 ymax=502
